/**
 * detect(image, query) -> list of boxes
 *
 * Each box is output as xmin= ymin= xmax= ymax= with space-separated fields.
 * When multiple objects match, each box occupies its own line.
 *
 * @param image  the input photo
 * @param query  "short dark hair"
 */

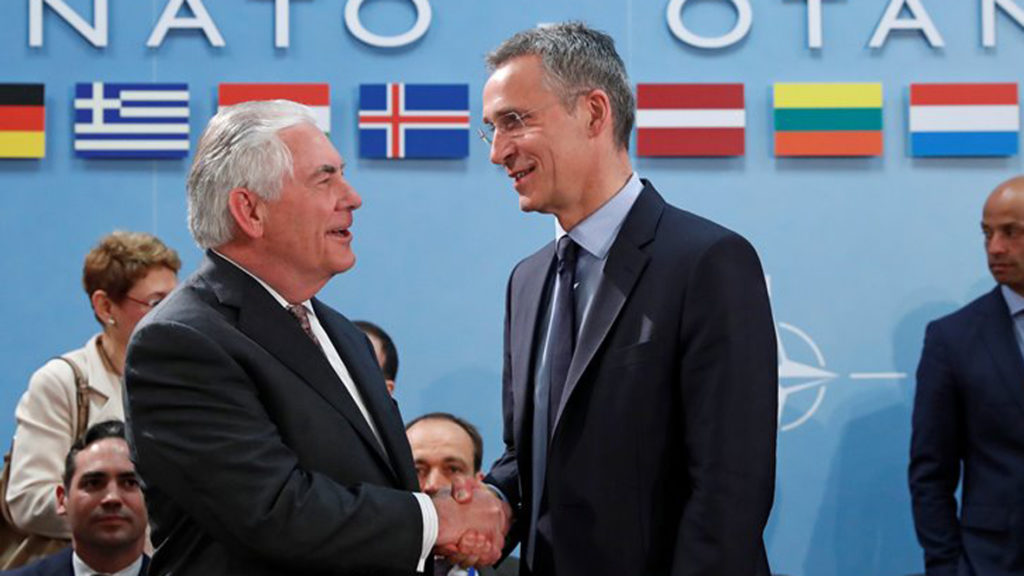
xmin=354 ymin=320 xmax=398 ymax=381
xmin=406 ymin=412 xmax=484 ymax=473
xmin=63 ymin=420 xmax=127 ymax=488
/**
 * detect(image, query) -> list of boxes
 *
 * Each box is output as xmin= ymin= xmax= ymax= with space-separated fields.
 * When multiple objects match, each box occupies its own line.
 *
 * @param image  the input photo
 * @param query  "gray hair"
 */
xmin=187 ymin=100 xmax=317 ymax=249
xmin=486 ymin=21 xmax=635 ymax=150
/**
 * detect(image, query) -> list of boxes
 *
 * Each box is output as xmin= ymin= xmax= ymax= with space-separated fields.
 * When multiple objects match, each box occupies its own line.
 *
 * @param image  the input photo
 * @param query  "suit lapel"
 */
xmin=315 ymin=300 xmax=416 ymax=487
xmin=977 ymin=288 xmax=1024 ymax=417
xmin=553 ymin=183 xmax=664 ymax=429
xmin=511 ymin=246 xmax=556 ymax=453
xmin=201 ymin=253 xmax=396 ymax=480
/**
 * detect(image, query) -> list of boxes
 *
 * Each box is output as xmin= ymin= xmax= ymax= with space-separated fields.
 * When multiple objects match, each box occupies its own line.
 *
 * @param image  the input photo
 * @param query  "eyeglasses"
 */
xmin=477 ymin=102 xmax=562 ymax=146
xmin=123 ymin=295 xmax=164 ymax=309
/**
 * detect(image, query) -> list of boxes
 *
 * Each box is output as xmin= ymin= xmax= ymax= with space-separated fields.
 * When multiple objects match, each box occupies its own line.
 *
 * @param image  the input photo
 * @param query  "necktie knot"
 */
xmin=556 ymin=235 xmax=578 ymax=273
xmin=288 ymin=304 xmax=319 ymax=345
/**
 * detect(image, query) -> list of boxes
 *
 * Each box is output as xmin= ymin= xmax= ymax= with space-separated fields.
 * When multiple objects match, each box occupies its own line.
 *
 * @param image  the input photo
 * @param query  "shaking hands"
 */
xmin=432 ymin=475 xmax=512 ymax=567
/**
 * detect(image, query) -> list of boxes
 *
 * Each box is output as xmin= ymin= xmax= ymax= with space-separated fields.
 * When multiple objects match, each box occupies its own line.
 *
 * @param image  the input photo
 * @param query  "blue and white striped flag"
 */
xmin=74 ymin=82 xmax=189 ymax=159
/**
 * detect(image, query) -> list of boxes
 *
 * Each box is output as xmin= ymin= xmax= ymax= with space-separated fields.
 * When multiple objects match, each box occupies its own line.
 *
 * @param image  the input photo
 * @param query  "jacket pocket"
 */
xmin=960 ymin=505 xmax=1010 ymax=531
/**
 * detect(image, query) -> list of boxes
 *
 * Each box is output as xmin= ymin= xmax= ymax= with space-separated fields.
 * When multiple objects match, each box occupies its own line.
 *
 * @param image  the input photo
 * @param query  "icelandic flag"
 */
xmin=909 ymin=83 xmax=1019 ymax=157
xmin=358 ymin=83 xmax=469 ymax=159
xmin=74 ymin=82 xmax=189 ymax=159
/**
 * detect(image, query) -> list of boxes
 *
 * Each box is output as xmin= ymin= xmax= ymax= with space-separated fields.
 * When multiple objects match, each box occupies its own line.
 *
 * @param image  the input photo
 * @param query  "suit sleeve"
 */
xmin=485 ymin=268 xmax=524 ymax=551
xmin=125 ymin=319 xmax=423 ymax=573
xmin=909 ymin=321 xmax=963 ymax=576
xmin=672 ymin=233 xmax=778 ymax=576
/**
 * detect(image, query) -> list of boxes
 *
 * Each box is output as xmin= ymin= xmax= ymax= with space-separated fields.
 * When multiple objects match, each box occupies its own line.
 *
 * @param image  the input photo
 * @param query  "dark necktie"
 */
xmin=547 ymin=235 xmax=578 ymax=433
xmin=288 ymin=304 xmax=323 ymax=352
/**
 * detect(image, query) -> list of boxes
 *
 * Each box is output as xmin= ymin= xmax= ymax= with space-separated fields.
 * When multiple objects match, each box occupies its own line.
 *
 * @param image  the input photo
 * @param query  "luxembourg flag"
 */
xmin=358 ymin=83 xmax=469 ymax=159
xmin=909 ymin=83 xmax=1019 ymax=157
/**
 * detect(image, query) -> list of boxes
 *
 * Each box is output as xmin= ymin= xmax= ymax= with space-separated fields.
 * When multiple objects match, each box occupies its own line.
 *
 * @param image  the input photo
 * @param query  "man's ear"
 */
xmin=227 ymin=187 xmax=268 ymax=240
xmin=581 ymin=88 xmax=612 ymax=138
xmin=56 ymin=484 xmax=67 ymax=517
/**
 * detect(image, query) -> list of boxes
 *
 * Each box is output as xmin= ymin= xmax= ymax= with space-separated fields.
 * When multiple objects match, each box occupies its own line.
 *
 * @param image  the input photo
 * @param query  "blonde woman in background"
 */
xmin=6 ymin=231 xmax=180 ymax=538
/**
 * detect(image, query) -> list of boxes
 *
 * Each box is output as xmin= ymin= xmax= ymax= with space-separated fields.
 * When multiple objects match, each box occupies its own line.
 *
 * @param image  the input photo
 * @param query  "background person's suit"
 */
xmin=0 ymin=548 xmax=150 ymax=576
xmin=911 ymin=287 xmax=1024 ymax=576
xmin=125 ymin=252 xmax=424 ymax=576
xmin=486 ymin=182 xmax=778 ymax=576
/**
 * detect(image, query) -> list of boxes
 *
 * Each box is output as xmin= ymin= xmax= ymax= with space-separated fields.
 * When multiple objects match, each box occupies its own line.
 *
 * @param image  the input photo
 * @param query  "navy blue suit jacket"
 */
xmin=0 ymin=548 xmax=149 ymax=576
xmin=911 ymin=287 xmax=1024 ymax=576
xmin=486 ymin=182 xmax=778 ymax=576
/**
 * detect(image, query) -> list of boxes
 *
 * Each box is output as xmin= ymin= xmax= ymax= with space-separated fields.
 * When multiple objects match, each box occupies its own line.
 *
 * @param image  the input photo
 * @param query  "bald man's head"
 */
xmin=982 ymin=176 xmax=1024 ymax=295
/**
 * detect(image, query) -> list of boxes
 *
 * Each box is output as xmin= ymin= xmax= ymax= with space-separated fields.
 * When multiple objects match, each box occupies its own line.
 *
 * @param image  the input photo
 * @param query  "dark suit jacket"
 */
xmin=485 ymin=182 xmax=778 ymax=576
xmin=910 ymin=287 xmax=1024 ymax=576
xmin=125 ymin=252 xmax=423 ymax=576
xmin=0 ymin=548 xmax=150 ymax=576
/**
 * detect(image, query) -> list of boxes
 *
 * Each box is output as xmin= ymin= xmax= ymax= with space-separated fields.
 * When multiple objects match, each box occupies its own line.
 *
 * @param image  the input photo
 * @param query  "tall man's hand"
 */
xmin=432 ymin=476 xmax=512 ymax=567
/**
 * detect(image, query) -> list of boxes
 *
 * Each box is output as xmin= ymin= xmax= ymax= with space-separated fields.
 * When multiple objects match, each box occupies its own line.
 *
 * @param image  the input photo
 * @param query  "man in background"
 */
xmin=911 ymin=175 xmax=1024 ymax=576
xmin=355 ymin=320 xmax=399 ymax=395
xmin=407 ymin=413 xmax=518 ymax=576
xmin=3 ymin=420 xmax=149 ymax=576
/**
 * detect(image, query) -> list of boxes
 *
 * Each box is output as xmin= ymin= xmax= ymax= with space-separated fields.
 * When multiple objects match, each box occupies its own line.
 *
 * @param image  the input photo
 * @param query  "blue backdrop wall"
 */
xmin=3 ymin=1 xmax=1024 ymax=574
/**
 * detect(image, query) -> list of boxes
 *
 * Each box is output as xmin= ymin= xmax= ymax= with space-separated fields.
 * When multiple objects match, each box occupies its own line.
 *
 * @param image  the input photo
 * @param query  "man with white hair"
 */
xmin=124 ymin=100 xmax=508 ymax=576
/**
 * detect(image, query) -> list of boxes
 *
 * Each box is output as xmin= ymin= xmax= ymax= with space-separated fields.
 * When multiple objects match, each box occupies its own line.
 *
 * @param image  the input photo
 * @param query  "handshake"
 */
xmin=431 ymin=476 xmax=513 ymax=567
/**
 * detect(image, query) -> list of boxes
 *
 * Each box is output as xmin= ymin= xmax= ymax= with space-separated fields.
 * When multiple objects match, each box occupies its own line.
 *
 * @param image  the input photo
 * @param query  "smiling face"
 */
xmin=57 ymin=438 xmax=147 ymax=558
xmin=482 ymin=55 xmax=593 ymax=223
xmin=260 ymin=123 xmax=362 ymax=291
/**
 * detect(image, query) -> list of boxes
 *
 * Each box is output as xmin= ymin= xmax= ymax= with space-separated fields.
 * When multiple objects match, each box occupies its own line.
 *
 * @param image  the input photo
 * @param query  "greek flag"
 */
xmin=74 ymin=82 xmax=189 ymax=159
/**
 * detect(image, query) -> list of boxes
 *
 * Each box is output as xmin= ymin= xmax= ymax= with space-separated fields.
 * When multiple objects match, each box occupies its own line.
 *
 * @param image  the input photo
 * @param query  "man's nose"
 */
xmin=422 ymin=469 xmax=448 ymax=496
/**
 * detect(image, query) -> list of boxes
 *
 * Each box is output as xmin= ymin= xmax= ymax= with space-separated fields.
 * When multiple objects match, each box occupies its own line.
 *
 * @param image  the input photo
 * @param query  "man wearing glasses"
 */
xmin=477 ymin=22 xmax=778 ymax=576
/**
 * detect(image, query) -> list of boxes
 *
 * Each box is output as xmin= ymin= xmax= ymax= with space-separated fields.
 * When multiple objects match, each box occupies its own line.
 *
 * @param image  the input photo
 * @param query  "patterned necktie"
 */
xmin=288 ymin=304 xmax=322 ymax=351
xmin=547 ymin=235 xmax=578 ymax=433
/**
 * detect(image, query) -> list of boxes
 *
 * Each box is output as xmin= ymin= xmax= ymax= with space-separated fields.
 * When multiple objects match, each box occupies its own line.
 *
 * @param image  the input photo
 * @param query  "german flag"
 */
xmin=774 ymin=83 xmax=883 ymax=157
xmin=0 ymin=84 xmax=45 ymax=158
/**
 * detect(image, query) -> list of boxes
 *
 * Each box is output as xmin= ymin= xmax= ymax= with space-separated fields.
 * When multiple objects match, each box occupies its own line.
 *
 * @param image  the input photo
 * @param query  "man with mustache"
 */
xmin=911 ymin=175 xmax=1024 ymax=576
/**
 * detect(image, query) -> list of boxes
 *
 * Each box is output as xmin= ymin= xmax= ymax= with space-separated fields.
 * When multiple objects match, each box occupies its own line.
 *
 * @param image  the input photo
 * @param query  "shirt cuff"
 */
xmin=414 ymin=492 xmax=437 ymax=572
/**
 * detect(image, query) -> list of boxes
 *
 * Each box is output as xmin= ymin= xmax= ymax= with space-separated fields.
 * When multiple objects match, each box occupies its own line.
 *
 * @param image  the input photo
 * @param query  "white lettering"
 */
xmin=147 ymin=0 xmax=225 ymax=48
xmin=666 ymin=0 xmax=753 ymax=49
xmin=983 ymin=0 xmax=1024 ymax=46
xmin=344 ymin=0 xmax=432 ymax=49
xmin=29 ymin=0 xmax=108 ymax=47
xmin=256 ymin=0 xmax=311 ymax=48
xmin=801 ymin=0 xmax=823 ymax=48
xmin=869 ymin=0 xmax=944 ymax=48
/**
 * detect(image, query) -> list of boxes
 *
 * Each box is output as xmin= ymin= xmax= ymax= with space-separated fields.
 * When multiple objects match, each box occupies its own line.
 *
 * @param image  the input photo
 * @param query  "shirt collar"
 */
xmin=1001 ymin=284 xmax=1024 ymax=316
xmin=555 ymin=172 xmax=643 ymax=260
xmin=72 ymin=551 xmax=144 ymax=576
xmin=212 ymin=250 xmax=313 ymax=312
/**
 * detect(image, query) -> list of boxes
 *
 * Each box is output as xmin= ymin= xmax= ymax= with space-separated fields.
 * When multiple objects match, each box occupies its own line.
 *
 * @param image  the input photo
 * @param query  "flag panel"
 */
xmin=357 ymin=83 xmax=470 ymax=159
xmin=774 ymin=83 xmax=883 ymax=109
xmin=910 ymin=83 xmax=1018 ymax=106
xmin=774 ymin=108 xmax=883 ymax=131
xmin=909 ymin=105 xmax=1019 ymax=132
xmin=74 ymin=82 xmax=189 ymax=159
xmin=775 ymin=131 xmax=883 ymax=157
xmin=218 ymin=83 xmax=330 ymax=133
xmin=0 ymin=83 xmax=45 ymax=159
xmin=911 ymin=132 xmax=1018 ymax=157
xmin=635 ymin=83 xmax=745 ymax=157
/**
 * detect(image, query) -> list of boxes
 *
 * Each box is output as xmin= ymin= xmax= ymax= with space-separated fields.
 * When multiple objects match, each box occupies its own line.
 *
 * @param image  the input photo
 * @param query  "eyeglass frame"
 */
xmin=477 ymin=91 xmax=592 ymax=146
xmin=123 ymin=294 xmax=165 ymax=309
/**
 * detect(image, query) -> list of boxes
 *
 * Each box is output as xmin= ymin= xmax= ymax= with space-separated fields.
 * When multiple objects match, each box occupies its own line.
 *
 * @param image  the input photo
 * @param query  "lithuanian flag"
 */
xmin=0 ymin=84 xmax=45 ymax=159
xmin=774 ymin=83 xmax=883 ymax=157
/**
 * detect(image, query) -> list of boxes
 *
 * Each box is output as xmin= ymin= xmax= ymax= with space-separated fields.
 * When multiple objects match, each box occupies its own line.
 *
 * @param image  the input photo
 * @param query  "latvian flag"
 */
xmin=0 ymin=84 xmax=45 ymax=159
xmin=74 ymin=82 xmax=189 ymax=159
xmin=774 ymin=83 xmax=884 ymax=157
xmin=636 ymin=83 xmax=745 ymax=157
xmin=358 ymin=83 xmax=470 ymax=159
xmin=218 ymin=83 xmax=331 ymax=133
xmin=909 ymin=83 xmax=1019 ymax=157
